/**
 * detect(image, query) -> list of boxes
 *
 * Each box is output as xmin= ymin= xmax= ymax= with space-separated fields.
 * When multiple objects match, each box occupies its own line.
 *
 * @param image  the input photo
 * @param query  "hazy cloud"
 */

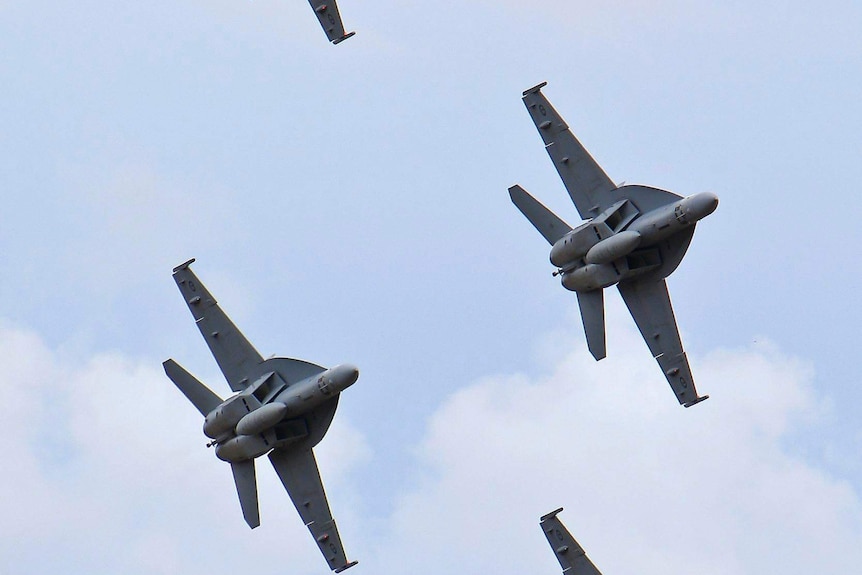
xmin=366 ymin=310 xmax=861 ymax=575
xmin=0 ymin=321 xmax=370 ymax=575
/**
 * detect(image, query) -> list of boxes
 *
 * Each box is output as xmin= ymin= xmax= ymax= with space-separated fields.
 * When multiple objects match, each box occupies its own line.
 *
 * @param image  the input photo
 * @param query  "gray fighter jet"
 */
xmin=163 ymin=259 xmax=358 ymax=573
xmin=308 ymin=0 xmax=355 ymax=44
xmin=540 ymin=508 xmax=603 ymax=575
xmin=510 ymin=83 xmax=718 ymax=407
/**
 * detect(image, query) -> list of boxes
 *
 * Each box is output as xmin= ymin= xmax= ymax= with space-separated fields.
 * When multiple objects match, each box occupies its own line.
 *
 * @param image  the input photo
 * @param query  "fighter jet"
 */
xmin=163 ymin=259 xmax=358 ymax=573
xmin=540 ymin=508 xmax=603 ymax=575
xmin=308 ymin=0 xmax=355 ymax=44
xmin=510 ymin=82 xmax=717 ymax=407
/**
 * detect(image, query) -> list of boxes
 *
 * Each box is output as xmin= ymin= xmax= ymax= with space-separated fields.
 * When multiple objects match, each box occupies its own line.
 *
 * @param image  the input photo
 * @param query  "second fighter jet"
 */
xmin=510 ymin=83 xmax=718 ymax=407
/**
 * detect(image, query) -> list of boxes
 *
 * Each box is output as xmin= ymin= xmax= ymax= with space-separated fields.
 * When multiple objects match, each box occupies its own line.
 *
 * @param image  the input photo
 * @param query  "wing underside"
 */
xmin=171 ymin=259 xmax=263 ymax=392
xmin=308 ymin=0 xmax=354 ymax=44
xmin=617 ymin=279 xmax=708 ymax=407
xmin=522 ymin=83 xmax=616 ymax=220
xmin=540 ymin=508 xmax=603 ymax=575
xmin=269 ymin=447 xmax=357 ymax=572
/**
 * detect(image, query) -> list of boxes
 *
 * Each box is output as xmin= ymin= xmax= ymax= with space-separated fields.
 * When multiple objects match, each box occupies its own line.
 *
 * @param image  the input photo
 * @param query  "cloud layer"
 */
xmin=2 ymin=310 xmax=859 ymax=574
xmin=366 ymin=310 xmax=861 ymax=575
xmin=0 ymin=321 xmax=369 ymax=575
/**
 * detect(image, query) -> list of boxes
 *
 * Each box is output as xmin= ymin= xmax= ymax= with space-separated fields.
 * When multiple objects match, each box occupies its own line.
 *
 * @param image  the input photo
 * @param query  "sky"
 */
xmin=1 ymin=1 xmax=861 ymax=573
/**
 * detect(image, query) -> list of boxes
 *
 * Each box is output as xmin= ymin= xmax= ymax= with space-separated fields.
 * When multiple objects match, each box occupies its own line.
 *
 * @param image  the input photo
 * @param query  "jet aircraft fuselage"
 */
xmin=163 ymin=259 xmax=359 ymax=572
xmin=550 ymin=190 xmax=718 ymax=292
xmin=509 ymin=82 xmax=718 ymax=407
xmin=204 ymin=363 xmax=359 ymax=463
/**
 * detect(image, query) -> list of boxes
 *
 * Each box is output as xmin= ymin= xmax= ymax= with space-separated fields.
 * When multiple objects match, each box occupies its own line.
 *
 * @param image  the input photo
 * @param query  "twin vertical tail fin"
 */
xmin=231 ymin=459 xmax=261 ymax=529
xmin=163 ymin=359 xmax=261 ymax=528
xmin=576 ymin=291 xmax=606 ymax=361
xmin=508 ymin=185 xmax=606 ymax=360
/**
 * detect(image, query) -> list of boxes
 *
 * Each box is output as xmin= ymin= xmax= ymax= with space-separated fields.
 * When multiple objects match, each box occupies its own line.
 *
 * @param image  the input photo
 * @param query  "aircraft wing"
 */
xmin=540 ymin=508 xmax=603 ymax=575
xmin=522 ymin=83 xmax=617 ymax=220
xmin=617 ymin=279 xmax=708 ymax=407
xmin=171 ymin=259 xmax=264 ymax=392
xmin=308 ymin=0 xmax=355 ymax=44
xmin=269 ymin=447 xmax=357 ymax=573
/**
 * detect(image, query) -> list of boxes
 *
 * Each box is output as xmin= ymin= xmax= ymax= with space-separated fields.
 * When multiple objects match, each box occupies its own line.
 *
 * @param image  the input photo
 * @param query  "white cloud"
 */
xmin=2 ymin=310 xmax=859 ymax=575
xmin=365 ymin=310 xmax=861 ymax=575
xmin=0 ymin=321 xmax=369 ymax=575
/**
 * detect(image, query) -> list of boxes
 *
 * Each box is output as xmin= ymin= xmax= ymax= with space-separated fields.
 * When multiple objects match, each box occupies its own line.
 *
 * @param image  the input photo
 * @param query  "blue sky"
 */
xmin=1 ymin=1 xmax=861 ymax=573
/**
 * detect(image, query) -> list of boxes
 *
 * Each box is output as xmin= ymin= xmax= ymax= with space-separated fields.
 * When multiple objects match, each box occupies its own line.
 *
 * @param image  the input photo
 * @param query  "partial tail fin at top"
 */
xmin=509 ymin=185 xmax=572 ymax=245
xmin=163 ymin=359 xmax=223 ymax=417
xmin=540 ymin=508 xmax=603 ymax=575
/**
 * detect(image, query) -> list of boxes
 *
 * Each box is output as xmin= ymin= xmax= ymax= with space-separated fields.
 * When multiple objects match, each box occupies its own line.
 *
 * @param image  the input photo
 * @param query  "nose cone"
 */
xmin=687 ymin=192 xmax=719 ymax=220
xmin=327 ymin=363 xmax=360 ymax=392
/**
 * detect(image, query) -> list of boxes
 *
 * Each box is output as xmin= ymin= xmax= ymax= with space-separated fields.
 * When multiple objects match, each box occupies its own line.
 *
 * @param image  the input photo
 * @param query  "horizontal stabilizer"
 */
xmin=163 ymin=359 xmax=223 ymax=417
xmin=509 ymin=184 xmax=572 ymax=245
xmin=576 ymin=290 xmax=606 ymax=360
xmin=231 ymin=459 xmax=260 ymax=529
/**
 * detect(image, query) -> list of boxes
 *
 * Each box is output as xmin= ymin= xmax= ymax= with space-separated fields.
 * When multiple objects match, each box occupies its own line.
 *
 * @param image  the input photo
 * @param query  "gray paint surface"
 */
xmin=510 ymin=83 xmax=717 ymax=407
xmin=540 ymin=508 xmax=603 ymax=575
xmin=163 ymin=259 xmax=358 ymax=573
xmin=308 ymin=0 xmax=355 ymax=44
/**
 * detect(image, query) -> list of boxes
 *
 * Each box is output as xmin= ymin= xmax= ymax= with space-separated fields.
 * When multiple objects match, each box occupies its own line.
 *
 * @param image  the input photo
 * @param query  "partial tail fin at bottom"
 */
xmin=576 ymin=290 xmax=606 ymax=361
xmin=231 ymin=459 xmax=260 ymax=529
xmin=540 ymin=508 xmax=603 ymax=575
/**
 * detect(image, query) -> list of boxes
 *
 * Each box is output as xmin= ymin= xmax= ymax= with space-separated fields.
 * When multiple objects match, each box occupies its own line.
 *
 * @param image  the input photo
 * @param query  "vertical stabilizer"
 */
xmin=231 ymin=459 xmax=261 ymax=529
xmin=576 ymin=291 xmax=606 ymax=360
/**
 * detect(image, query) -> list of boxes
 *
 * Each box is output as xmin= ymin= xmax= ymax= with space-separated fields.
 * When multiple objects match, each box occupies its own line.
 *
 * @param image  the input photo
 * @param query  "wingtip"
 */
xmin=333 ymin=31 xmax=355 ymax=44
xmin=683 ymin=395 xmax=710 ymax=408
xmin=523 ymin=81 xmax=548 ymax=97
xmin=335 ymin=561 xmax=359 ymax=573
xmin=173 ymin=258 xmax=195 ymax=273
xmin=540 ymin=507 xmax=565 ymax=522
